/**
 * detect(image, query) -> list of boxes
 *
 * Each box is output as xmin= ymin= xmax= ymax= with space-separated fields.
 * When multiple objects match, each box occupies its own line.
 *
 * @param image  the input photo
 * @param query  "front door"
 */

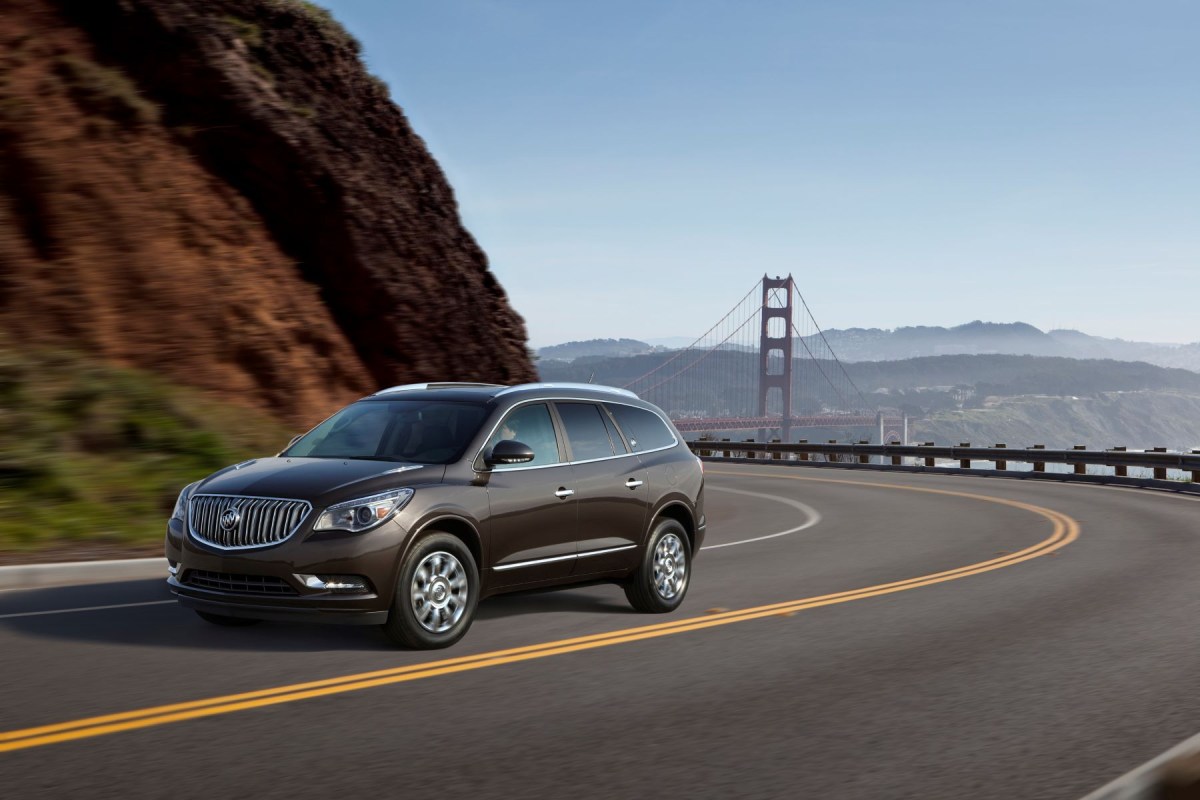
xmin=483 ymin=402 xmax=578 ymax=587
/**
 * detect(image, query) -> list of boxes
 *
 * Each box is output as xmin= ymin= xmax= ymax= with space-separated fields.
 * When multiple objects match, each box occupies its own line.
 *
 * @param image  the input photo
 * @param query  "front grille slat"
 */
xmin=188 ymin=494 xmax=310 ymax=550
xmin=183 ymin=569 xmax=298 ymax=596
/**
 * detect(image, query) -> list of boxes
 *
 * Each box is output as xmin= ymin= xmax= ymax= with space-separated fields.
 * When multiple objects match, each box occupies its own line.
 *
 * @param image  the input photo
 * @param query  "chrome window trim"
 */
xmin=188 ymin=493 xmax=312 ymax=551
xmin=473 ymin=397 xmax=679 ymax=473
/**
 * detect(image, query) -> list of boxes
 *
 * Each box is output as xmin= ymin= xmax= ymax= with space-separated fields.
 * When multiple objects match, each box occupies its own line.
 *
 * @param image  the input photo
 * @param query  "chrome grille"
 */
xmin=183 ymin=570 xmax=298 ymax=595
xmin=188 ymin=494 xmax=310 ymax=550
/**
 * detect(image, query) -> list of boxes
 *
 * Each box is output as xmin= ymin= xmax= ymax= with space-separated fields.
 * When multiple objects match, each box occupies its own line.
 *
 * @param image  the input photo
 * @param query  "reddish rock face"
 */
xmin=0 ymin=0 xmax=536 ymax=424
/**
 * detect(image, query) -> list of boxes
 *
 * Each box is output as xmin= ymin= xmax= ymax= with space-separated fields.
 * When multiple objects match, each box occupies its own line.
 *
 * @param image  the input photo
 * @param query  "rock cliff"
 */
xmin=0 ymin=0 xmax=536 ymax=423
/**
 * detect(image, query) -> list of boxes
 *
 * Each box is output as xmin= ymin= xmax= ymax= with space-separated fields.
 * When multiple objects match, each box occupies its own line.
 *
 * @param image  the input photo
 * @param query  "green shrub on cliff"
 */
xmin=0 ymin=346 xmax=292 ymax=552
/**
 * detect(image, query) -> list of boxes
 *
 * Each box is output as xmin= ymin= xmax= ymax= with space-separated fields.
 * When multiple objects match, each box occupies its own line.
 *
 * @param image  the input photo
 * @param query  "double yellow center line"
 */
xmin=0 ymin=472 xmax=1079 ymax=753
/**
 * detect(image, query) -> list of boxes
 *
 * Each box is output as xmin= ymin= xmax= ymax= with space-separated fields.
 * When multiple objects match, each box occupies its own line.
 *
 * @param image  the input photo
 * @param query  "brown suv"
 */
xmin=165 ymin=383 xmax=705 ymax=648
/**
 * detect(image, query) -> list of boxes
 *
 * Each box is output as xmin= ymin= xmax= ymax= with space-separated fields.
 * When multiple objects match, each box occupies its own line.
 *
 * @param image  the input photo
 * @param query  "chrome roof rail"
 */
xmin=372 ymin=382 xmax=505 ymax=396
xmin=493 ymin=382 xmax=639 ymax=399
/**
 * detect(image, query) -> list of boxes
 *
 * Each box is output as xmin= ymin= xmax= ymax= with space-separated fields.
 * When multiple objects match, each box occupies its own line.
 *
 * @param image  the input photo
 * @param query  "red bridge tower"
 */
xmin=757 ymin=275 xmax=794 ymax=442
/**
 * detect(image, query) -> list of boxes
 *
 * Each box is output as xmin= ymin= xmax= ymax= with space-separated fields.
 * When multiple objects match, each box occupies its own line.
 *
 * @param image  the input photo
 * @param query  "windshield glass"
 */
xmin=283 ymin=400 xmax=490 ymax=464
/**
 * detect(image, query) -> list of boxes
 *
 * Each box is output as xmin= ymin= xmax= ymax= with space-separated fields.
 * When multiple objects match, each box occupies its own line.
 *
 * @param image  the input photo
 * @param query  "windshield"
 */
xmin=283 ymin=400 xmax=490 ymax=465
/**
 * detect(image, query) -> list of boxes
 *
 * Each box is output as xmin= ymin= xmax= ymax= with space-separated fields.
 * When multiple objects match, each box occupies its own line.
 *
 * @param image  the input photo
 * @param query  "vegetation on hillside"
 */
xmin=0 ymin=346 xmax=294 ymax=552
xmin=538 ymin=338 xmax=654 ymax=362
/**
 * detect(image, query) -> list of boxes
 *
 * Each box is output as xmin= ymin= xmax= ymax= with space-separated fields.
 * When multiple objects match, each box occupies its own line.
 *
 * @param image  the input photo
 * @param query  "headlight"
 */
xmin=314 ymin=488 xmax=414 ymax=533
xmin=171 ymin=481 xmax=202 ymax=521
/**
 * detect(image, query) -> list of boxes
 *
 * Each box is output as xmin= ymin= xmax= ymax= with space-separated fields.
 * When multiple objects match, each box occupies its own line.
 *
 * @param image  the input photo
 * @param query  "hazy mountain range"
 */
xmin=539 ymin=323 xmax=1200 ymax=373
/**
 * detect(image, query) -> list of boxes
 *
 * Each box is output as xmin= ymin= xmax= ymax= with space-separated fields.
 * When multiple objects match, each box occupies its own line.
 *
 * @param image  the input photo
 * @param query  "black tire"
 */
xmin=196 ymin=610 xmax=262 ymax=627
xmin=625 ymin=518 xmax=692 ymax=613
xmin=382 ymin=532 xmax=479 ymax=649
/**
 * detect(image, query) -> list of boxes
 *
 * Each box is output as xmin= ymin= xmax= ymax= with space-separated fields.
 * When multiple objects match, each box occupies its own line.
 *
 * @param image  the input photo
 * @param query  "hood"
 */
xmin=196 ymin=458 xmax=445 ymax=506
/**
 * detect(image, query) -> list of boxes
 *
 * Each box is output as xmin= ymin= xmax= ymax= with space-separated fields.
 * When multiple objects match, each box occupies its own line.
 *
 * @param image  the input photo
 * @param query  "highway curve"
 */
xmin=2 ymin=465 xmax=1199 ymax=799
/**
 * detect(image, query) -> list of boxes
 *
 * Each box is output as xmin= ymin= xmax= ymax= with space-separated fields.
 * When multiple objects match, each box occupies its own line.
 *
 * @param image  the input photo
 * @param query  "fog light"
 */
xmin=167 ymin=561 xmax=178 ymax=576
xmin=296 ymin=574 xmax=370 ymax=593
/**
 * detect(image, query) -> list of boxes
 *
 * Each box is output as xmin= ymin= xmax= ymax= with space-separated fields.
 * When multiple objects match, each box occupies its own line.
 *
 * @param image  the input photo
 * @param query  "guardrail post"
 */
xmin=1113 ymin=446 xmax=1127 ymax=477
xmin=797 ymin=439 xmax=808 ymax=462
xmin=744 ymin=438 xmax=756 ymax=460
xmin=923 ymin=442 xmax=935 ymax=468
xmin=994 ymin=444 xmax=1007 ymax=470
xmin=1032 ymin=444 xmax=1045 ymax=472
xmin=958 ymin=443 xmax=970 ymax=469
xmin=771 ymin=438 xmax=781 ymax=460
xmin=721 ymin=438 xmax=730 ymax=459
xmin=1073 ymin=445 xmax=1087 ymax=475
xmin=891 ymin=445 xmax=902 ymax=467
xmin=1192 ymin=450 xmax=1199 ymax=484
xmin=858 ymin=440 xmax=870 ymax=464
xmin=1152 ymin=447 xmax=1168 ymax=480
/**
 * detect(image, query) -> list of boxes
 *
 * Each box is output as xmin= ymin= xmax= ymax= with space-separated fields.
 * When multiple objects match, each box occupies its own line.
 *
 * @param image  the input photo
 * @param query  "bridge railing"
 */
xmin=686 ymin=438 xmax=1200 ymax=486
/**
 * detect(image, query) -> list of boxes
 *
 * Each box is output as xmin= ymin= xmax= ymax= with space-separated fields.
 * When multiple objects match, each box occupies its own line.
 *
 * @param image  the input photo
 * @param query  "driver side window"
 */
xmin=486 ymin=403 xmax=561 ymax=469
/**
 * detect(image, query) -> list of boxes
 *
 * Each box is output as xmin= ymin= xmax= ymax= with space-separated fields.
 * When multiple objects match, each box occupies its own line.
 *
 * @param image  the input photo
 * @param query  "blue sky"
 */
xmin=321 ymin=0 xmax=1199 ymax=346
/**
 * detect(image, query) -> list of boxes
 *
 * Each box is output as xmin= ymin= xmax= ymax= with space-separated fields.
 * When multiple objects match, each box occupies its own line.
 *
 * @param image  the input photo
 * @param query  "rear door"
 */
xmin=553 ymin=401 xmax=648 ymax=576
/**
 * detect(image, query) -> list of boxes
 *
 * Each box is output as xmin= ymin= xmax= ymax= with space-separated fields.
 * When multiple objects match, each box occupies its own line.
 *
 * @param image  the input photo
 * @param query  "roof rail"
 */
xmin=494 ymin=382 xmax=640 ymax=399
xmin=372 ymin=382 xmax=505 ymax=396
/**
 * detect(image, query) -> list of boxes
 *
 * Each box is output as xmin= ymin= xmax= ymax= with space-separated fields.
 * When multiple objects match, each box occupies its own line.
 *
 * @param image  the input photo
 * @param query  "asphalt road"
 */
xmin=2 ymin=464 xmax=1199 ymax=799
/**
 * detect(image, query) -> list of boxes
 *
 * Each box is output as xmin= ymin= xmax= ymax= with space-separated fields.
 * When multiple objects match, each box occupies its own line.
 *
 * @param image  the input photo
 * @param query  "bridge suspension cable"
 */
xmin=621 ymin=274 xmax=879 ymax=441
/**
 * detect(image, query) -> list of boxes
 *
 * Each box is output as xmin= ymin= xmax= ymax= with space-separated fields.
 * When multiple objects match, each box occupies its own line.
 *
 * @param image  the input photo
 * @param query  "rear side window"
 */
xmin=605 ymin=404 xmax=676 ymax=452
xmin=555 ymin=402 xmax=617 ymax=461
xmin=485 ymin=403 xmax=561 ymax=469
xmin=600 ymin=407 xmax=629 ymax=454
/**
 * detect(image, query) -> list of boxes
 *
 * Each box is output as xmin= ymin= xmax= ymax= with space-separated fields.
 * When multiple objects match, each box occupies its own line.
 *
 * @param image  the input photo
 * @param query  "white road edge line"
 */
xmin=0 ymin=600 xmax=175 ymax=620
xmin=701 ymin=486 xmax=821 ymax=550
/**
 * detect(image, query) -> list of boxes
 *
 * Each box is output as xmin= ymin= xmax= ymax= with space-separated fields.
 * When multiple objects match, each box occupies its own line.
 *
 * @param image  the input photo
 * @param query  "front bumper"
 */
xmin=164 ymin=515 xmax=407 ymax=624
xmin=170 ymin=583 xmax=388 ymax=625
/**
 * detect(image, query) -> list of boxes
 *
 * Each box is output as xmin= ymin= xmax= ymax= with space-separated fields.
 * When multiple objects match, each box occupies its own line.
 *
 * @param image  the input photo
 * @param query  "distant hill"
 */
xmin=538 ymin=351 xmax=1200 ymax=449
xmin=538 ymin=338 xmax=655 ymax=361
xmin=914 ymin=391 xmax=1200 ymax=451
xmin=805 ymin=322 xmax=1200 ymax=372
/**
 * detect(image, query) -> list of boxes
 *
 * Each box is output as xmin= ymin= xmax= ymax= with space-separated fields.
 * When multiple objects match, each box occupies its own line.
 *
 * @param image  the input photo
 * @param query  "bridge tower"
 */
xmin=758 ymin=274 xmax=794 ymax=442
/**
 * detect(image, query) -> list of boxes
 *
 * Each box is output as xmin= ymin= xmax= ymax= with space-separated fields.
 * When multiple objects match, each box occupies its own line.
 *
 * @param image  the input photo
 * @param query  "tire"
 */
xmin=624 ymin=518 xmax=692 ymax=613
xmin=196 ymin=610 xmax=262 ymax=627
xmin=382 ymin=532 xmax=479 ymax=649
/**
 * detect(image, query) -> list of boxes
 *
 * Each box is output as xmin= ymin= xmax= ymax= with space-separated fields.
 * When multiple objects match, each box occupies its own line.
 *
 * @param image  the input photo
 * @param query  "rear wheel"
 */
xmin=195 ymin=610 xmax=261 ymax=627
xmin=382 ymin=532 xmax=479 ymax=649
xmin=625 ymin=518 xmax=691 ymax=613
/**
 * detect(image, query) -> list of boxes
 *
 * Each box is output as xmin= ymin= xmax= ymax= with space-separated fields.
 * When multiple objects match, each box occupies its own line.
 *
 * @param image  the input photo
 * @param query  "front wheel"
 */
xmin=625 ymin=519 xmax=692 ymax=613
xmin=382 ymin=532 xmax=479 ymax=649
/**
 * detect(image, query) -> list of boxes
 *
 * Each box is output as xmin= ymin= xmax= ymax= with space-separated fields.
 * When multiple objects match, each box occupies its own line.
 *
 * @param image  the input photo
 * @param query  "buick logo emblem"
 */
xmin=219 ymin=507 xmax=241 ymax=531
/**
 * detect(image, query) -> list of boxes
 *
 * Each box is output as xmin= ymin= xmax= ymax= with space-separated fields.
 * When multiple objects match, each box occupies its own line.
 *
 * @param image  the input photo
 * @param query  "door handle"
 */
xmin=554 ymin=488 xmax=575 ymax=499
xmin=625 ymin=479 xmax=644 ymax=489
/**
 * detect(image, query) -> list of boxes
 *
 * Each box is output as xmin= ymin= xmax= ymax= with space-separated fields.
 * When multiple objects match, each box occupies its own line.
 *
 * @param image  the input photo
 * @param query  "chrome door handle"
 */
xmin=554 ymin=488 xmax=575 ymax=499
xmin=625 ymin=479 xmax=644 ymax=489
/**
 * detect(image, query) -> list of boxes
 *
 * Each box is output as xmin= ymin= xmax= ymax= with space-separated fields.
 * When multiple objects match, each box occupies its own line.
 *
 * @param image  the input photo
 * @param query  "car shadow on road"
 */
xmin=2 ymin=579 xmax=633 ymax=652
xmin=475 ymin=585 xmax=634 ymax=620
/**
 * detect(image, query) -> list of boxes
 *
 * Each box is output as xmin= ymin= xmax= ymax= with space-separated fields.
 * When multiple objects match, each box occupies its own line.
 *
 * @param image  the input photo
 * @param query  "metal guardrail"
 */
xmin=686 ymin=439 xmax=1200 ymax=484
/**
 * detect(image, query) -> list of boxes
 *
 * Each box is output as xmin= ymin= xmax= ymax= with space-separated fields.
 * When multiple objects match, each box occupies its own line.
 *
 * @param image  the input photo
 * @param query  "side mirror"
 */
xmin=278 ymin=434 xmax=304 ymax=457
xmin=485 ymin=439 xmax=535 ymax=467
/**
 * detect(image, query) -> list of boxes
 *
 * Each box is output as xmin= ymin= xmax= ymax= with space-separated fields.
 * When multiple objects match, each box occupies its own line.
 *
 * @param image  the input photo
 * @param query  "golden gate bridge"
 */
xmin=622 ymin=275 xmax=905 ymax=443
